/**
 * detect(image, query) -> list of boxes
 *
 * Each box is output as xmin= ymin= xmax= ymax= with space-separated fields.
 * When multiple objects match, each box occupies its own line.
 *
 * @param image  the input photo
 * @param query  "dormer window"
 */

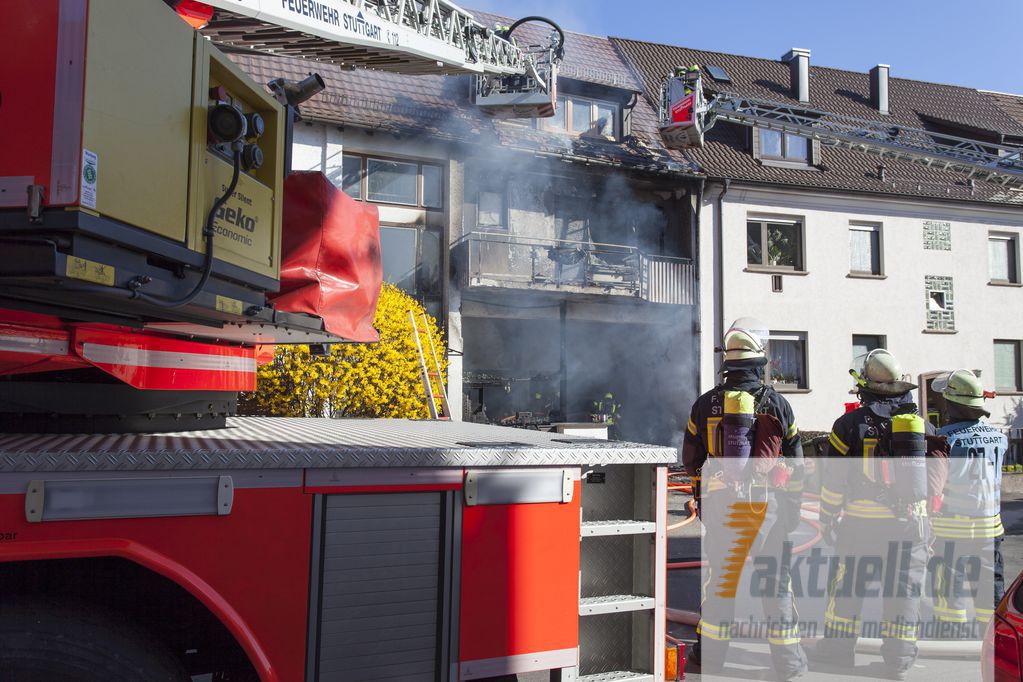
xmin=541 ymin=95 xmax=619 ymax=139
xmin=759 ymin=129 xmax=809 ymax=162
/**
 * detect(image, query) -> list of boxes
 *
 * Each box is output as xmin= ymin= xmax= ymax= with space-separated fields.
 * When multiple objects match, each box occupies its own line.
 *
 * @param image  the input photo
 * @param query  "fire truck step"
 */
xmin=578 ymin=594 xmax=656 ymax=616
xmin=580 ymin=520 xmax=656 ymax=537
xmin=578 ymin=672 xmax=654 ymax=682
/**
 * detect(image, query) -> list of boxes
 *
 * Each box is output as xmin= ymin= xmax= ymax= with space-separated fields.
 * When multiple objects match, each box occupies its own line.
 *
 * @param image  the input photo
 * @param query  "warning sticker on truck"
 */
xmin=81 ymin=149 xmax=98 ymax=209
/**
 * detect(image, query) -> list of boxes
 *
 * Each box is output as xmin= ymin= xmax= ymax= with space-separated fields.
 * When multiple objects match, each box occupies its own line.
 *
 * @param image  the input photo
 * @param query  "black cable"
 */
xmin=1 ymin=150 xmax=244 ymax=313
xmin=505 ymin=16 xmax=565 ymax=60
xmin=135 ymin=148 xmax=242 ymax=308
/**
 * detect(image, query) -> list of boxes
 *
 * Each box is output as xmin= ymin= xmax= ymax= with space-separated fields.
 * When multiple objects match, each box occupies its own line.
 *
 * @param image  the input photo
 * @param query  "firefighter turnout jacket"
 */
xmin=683 ymin=380 xmax=803 ymax=495
xmin=934 ymin=419 xmax=1006 ymax=540
xmin=820 ymin=397 xmax=932 ymax=523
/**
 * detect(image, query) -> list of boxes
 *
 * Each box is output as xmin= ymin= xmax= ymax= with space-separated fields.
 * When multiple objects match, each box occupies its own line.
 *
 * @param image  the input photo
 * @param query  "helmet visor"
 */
xmin=930 ymin=371 xmax=953 ymax=395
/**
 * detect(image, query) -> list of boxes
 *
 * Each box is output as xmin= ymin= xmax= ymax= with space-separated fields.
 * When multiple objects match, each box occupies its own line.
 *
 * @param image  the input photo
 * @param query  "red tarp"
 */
xmin=270 ymin=172 xmax=382 ymax=343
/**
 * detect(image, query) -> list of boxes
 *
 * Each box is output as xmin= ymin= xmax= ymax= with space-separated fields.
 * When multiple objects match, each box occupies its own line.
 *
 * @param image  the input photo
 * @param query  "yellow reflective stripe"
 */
xmin=932 ymin=515 xmax=1003 ymax=526
xmin=687 ymin=419 xmax=697 ymax=436
xmin=820 ymin=487 xmax=844 ymax=505
xmin=862 ymin=438 xmax=878 ymax=478
xmin=768 ymin=636 xmax=802 ymax=646
xmin=704 ymin=478 xmax=728 ymax=493
xmin=787 ymin=421 xmax=798 ymax=439
xmin=784 ymin=478 xmax=804 ymax=492
xmin=881 ymin=621 xmax=919 ymax=641
xmin=933 ymin=605 xmax=969 ymax=622
xmin=932 ymin=516 xmax=1005 ymax=538
xmin=846 ymin=499 xmax=896 ymax=519
xmin=829 ymin=432 xmax=850 ymax=455
xmin=707 ymin=417 xmax=722 ymax=456
xmin=825 ymin=612 xmax=858 ymax=625
xmin=697 ymin=620 xmax=731 ymax=641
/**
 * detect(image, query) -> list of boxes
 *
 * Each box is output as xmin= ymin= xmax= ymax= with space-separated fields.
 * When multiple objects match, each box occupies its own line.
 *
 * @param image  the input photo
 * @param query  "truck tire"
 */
xmin=0 ymin=596 xmax=189 ymax=682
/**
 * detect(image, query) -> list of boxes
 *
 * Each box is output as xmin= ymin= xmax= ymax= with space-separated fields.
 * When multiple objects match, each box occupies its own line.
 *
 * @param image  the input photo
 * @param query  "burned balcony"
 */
xmin=455 ymin=232 xmax=695 ymax=304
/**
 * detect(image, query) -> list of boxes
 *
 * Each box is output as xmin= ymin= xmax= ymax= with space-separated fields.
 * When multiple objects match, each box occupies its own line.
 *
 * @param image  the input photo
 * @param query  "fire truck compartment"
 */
xmin=0 ymin=418 xmax=671 ymax=681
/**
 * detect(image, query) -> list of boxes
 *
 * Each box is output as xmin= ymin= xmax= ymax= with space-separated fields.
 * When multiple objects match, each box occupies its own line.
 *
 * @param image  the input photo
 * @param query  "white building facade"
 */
xmin=700 ymin=183 xmax=1023 ymax=432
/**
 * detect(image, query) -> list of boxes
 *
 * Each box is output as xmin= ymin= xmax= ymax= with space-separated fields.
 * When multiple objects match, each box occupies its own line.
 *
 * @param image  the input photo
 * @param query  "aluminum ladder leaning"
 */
xmin=409 ymin=310 xmax=451 ymax=420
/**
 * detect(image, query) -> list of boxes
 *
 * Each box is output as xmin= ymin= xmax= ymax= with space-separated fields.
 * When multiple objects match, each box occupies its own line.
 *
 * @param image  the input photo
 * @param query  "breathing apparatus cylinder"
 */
xmin=891 ymin=412 xmax=928 ymax=498
xmin=721 ymin=390 xmax=756 ymax=485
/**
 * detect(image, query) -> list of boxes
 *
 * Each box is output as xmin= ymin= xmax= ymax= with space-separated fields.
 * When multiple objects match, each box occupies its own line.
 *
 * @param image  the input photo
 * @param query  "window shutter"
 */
xmin=811 ymin=138 xmax=821 ymax=165
xmin=750 ymin=126 xmax=760 ymax=158
xmin=622 ymin=103 xmax=633 ymax=138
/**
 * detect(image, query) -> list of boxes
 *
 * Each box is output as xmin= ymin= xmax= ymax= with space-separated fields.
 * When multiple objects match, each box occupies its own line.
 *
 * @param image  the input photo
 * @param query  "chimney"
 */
xmin=782 ymin=48 xmax=810 ymax=103
xmin=870 ymin=64 xmax=890 ymax=115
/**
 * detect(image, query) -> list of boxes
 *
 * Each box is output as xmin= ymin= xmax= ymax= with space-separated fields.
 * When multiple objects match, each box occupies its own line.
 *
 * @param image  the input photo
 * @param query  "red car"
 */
xmin=984 ymin=570 xmax=1023 ymax=681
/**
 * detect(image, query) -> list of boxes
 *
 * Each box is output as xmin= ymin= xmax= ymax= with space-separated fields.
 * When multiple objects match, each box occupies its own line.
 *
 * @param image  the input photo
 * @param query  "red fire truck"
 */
xmin=0 ymin=2 xmax=670 ymax=680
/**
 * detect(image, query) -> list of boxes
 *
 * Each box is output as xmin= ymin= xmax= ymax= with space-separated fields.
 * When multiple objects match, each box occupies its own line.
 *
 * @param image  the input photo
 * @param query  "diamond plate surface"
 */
xmin=581 ymin=535 xmax=636 ymax=598
xmin=579 ymin=611 xmax=638 ymax=675
xmin=0 ymin=418 xmax=676 ymax=473
xmin=582 ymin=465 xmax=640 ymax=523
xmin=578 ymin=673 xmax=653 ymax=682
xmin=579 ymin=595 xmax=655 ymax=615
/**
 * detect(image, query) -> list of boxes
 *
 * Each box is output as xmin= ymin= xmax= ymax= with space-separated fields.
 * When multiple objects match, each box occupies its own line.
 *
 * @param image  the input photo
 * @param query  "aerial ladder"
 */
xmin=659 ymin=69 xmax=1023 ymax=189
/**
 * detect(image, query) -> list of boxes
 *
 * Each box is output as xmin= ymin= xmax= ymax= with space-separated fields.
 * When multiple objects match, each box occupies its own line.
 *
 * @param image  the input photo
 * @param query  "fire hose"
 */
xmin=664 ymin=475 xmax=981 ymax=658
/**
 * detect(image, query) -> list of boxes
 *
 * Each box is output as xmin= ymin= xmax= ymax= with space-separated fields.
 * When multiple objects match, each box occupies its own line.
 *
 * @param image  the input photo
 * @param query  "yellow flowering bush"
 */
xmin=239 ymin=284 xmax=448 ymax=418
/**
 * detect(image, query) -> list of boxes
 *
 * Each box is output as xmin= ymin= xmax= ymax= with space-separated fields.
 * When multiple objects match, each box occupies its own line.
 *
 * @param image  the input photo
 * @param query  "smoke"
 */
xmin=457 ymin=136 xmax=699 ymax=448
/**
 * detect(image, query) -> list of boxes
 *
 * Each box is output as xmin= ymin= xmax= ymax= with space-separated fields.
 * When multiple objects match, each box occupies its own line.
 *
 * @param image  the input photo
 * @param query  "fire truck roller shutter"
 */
xmin=309 ymin=492 xmax=448 ymax=681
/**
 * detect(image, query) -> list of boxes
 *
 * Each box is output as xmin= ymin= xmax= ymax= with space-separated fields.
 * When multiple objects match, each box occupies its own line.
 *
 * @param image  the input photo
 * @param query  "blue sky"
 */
xmin=468 ymin=0 xmax=1023 ymax=94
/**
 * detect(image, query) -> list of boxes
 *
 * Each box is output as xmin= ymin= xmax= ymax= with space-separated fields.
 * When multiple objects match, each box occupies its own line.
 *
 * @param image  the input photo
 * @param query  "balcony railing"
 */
xmin=455 ymin=232 xmax=695 ymax=304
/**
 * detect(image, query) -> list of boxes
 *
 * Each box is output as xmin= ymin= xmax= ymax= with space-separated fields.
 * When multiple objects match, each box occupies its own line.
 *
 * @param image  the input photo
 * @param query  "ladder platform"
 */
xmin=581 ymin=520 xmax=656 ymax=537
xmin=579 ymin=594 xmax=655 ymax=616
xmin=578 ymin=672 xmax=654 ymax=682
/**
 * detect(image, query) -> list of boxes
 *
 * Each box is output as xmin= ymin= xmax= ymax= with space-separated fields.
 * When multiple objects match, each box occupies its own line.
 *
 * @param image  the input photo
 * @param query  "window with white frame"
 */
xmin=989 ymin=233 xmax=1020 ymax=284
xmin=540 ymin=96 xmax=618 ymax=138
xmin=849 ymin=222 xmax=883 ymax=275
xmin=335 ymin=154 xmax=443 ymax=208
xmin=758 ymin=128 xmax=809 ymax=163
xmin=747 ymin=217 xmax=805 ymax=271
xmin=995 ymin=340 xmax=1022 ymax=392
xmin=768 ymin=331 xmax=808 ymax=390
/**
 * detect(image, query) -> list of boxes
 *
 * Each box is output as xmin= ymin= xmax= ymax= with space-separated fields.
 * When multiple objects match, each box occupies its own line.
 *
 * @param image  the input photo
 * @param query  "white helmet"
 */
xmin=933 ymin=369 xmax=986 ymax=408
xmin=849 ymin=349 xmax=917 ymax=396
xmin=723 ymin=317 xmax=768 ymax=361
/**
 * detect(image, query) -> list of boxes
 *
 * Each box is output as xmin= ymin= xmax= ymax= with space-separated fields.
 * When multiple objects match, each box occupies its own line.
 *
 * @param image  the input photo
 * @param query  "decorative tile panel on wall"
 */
xmin=923 ymin=220 xmax=952 ymax=250
xmin=925 ymin=275 xmax=955 ymax=331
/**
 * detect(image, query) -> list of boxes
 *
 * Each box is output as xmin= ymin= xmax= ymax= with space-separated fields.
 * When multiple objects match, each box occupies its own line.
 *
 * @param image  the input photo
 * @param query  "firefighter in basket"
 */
xmin=931 ymin=369 xmax=1006 ymax=628
xmin=682 ymin=317 xmax=808 ymax=680
xmin=815 ymin=349 xmax=939 ymax=680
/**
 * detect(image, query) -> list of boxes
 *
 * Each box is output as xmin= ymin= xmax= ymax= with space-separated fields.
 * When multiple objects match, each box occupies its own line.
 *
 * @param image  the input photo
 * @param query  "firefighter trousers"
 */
xmin=818 ymin=515 xmax=927 ymax=673
xmin=698 ymin=489 xmax=807 ymax=678
xmin=930 ymin=535 xmax=999 ymax=629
